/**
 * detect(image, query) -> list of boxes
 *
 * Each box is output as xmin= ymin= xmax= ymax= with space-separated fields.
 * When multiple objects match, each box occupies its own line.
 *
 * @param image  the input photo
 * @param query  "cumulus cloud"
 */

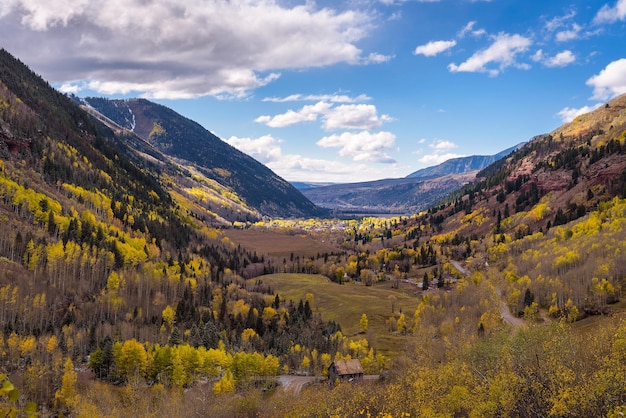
xmin=543 ymin=50 xmax=576 ymax=68
xmin=267 ymin=155 xmax=368 ymax=182
xmin=223 ymin=133 xmax=395 ymax=182
xmin=594 ymin=0 xmax=626 ymax=24
xmin=556 ymin=104 xmax=602 ymax=123
xmin=322 ymin=104 xmax=393 ymax=130
xmin=415 ymin=139 xmax=464 ymax=166
xmin=317 ymin=131 xmax=397 ymax=163
xmin=255 ymin=101 xmax=333 ymax=128
xmin=0 ymin=0 xmax=375 ymax=98
xmin=430 ymin=140 xmax=458 ymax=151
xmin=262 ymin=93 xmax=371 ymax=103
xmin=418 ymin=152 xmax=464 ymax=165
xmin=555 ymin=23 xmax=582 ymax=42
xmin=256 ymin=102 xmax=392 ymax=131
xmin=414 ymin=40 xmax=457 ymax=57
xmin=224 ymin=135 xmax=283 ymax=164
xmin=587 ymin=58 xmax=626 ymax=100
xmin=448 ymin=33 xmax=531 ymax=76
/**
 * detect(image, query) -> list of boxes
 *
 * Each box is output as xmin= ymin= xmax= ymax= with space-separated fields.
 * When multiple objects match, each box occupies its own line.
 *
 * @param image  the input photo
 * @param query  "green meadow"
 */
xmin=250 ymin=273 xmax=420 ymax=357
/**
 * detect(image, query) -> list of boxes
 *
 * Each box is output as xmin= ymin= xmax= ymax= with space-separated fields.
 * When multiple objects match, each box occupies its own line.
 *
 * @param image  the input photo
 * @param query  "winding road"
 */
xmin=450 ymin=260 xmax=525 ymax=328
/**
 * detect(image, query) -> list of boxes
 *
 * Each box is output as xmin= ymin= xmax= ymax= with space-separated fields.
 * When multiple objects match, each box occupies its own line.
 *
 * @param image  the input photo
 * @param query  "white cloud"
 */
xmin=317 ymin=131 xmax=397 ymax=163
xmin=458 ymin=21 xmax=485 ymax=38
xmin=531 ymin=49 xmax=544 ymax=62
xmin=556 ymin=23 xmax=582 ymax=42
xmin=448 ymin=33 xmax=531 ymax=76
xmin=255 ymin=101 xmax=333 ymax=128
xmin=262 ymin=93 xmax=371 ymax=103
xmin=267 ymin=154 xmax=368 ymax=182
xmin=322 ymin=104 xmax=393 ymax=131
xmin=594 ymin=0 xmax=626 ymax=24
xmin=414 ymin=40 xmax=457 ymax=57
xmin=545 ymin=10 xmax=577 ymax=32
xmin=430 ymin=140 xmax=458 ymax=151
xmin=364 ymin=52 xmax=394 ymax=64
xmin=379 ymin=0 xmax=440 ymax=3
xmin=224 ymin=135 xmax=283 ymax=164
xmin=587 ymin=58 xmax=626 ymax=100
xmin=418 ymin=152 xmax=464 ymax=166
xmin=415 ymin=139 xmax=464 ymax=166
xmin=531 ymin=49 xmax=576 ymax=68
xmin=556 ymin=104 xmax=603 ymax=123
xmin=224 ymin=133 xmax=399 ymax=182
xmin=459 ymin=21 xmax=476 ymax=37
xmin=544 ymin=50 xmax=576 ymax=67
xmin=256 ymin=102 xmax=392 ymax=131
xmin=0 ymin=0 xmax=374 ymax=98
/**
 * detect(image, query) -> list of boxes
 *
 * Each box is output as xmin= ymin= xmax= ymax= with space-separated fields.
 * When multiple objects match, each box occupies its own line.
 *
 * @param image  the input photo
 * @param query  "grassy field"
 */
xmin=226 ymin=229 xmax=340 ymax=258
xmin=249 ymin=273 xmax=421 ymax=358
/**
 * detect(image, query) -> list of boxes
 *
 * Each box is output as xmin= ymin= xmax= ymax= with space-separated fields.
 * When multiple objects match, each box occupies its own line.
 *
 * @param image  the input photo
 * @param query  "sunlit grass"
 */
xmin=250 ymin=273 xmax=420 ymax=357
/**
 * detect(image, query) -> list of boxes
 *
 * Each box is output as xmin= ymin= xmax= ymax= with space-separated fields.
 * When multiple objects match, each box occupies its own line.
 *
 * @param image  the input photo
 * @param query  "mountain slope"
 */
xmin=406 ymin=143 xmax=524 ymax=179
xmin=301 ymin=172 xmax=476 ymax=214
xmin=412 ymin=93 xmax=626 ymax=244
xmin=301 ymin=144 xmax=522 ymax=214
xmin=83 ymin=97 xmax=325 ymax=218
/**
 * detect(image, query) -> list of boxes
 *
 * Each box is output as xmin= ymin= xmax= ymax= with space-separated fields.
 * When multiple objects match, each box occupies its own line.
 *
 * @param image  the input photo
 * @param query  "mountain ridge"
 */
xmin=406 ymin=143 xmax=525 ymax=179
xmin=300 ymin=143 xmax=525 ymax=214
xmin=82 ymin=97 xmax=325 ymax=219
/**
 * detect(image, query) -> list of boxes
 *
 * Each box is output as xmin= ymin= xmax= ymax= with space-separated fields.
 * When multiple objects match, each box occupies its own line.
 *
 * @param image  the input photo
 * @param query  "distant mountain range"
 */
xmin=406 ymin=143 xmax=525 ymax=179
xmin=298 ymin=143 xmax=525 ymax=214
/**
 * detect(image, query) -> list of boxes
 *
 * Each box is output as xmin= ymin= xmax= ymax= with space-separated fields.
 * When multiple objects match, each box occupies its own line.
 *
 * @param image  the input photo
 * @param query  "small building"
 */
xmin=328 ymin=359 xmax=364 ymax=383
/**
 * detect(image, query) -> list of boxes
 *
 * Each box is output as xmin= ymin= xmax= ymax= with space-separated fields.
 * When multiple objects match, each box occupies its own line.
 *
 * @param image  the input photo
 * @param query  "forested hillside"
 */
xmin=82 ymin=97 xmax=325 ymax=219
xmin=2 ymin=46 xmax=626 ymax=417
xmin=0 ymin=49 xmax=362 ymax=415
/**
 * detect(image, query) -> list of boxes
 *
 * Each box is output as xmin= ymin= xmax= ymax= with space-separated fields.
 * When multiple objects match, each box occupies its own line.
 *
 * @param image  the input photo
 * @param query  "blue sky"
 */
xmin=1 ymin=0 xmax=626 ymax=183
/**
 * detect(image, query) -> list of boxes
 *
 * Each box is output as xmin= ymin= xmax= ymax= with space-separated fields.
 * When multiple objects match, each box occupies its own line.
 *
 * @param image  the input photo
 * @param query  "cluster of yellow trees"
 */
xmin=495 ymin=196 xmax=626 ymax=319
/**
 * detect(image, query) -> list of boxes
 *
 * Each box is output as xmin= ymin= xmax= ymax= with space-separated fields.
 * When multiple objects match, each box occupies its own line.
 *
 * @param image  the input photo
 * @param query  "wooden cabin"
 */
xmin=328 ymin=359 xmax=364 ymax=383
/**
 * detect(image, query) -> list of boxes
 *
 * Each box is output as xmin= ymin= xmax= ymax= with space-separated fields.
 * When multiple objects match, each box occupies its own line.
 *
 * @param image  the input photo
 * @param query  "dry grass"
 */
xmin=226 ymin=229 xmax=339 ymax=258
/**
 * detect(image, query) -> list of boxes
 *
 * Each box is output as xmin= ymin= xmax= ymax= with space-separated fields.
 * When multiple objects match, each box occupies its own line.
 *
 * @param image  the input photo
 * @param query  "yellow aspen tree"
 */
xmin=55 ymin=358 xmax=78 ymax=411
xmin=359 ymin=313 xmax=369 ymax=334
xmin=213 ymin=370 xmax=235 ymax=395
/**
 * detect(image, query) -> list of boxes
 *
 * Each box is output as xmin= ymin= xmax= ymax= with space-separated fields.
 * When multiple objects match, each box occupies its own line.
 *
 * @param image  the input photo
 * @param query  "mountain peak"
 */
xmin=83 ymin=97 xmax=326 ymax=219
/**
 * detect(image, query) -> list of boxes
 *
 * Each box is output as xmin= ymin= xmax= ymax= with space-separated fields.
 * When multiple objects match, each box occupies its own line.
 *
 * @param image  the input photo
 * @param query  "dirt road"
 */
xmin=451 ymin=260 xmax=525 ymax=328
xmin=278 ymin=375 xmax=319 ymax=394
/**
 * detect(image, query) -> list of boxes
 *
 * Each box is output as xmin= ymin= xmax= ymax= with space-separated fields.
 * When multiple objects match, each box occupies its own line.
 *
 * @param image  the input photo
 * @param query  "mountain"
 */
xmin=406 ymin=143 xmax=525 ymax=179
xmin=300 ymin=144 xmax=523 ymax=214
xmin=4 ymin=47 xmax=626 ymax=417
xmin=415 ymin=93 xmax=626 ymax=243
xmin=291 ymin=181 xmax=336 ymax=190
xmin=81 ymin=97 xmax=325 ymax=219
xmin=300 ymin=173 xmax=476 ymax=214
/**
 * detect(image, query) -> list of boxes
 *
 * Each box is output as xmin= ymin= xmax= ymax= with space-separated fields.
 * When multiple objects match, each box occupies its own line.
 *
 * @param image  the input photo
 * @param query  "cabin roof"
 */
xmin=332 ymin=359 xmax=364 ymax=375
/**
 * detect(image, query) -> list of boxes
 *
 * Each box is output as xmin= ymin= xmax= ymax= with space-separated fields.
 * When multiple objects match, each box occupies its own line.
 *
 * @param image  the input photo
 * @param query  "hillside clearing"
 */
xmin=249 ymin=273 xmax=419 ymax=357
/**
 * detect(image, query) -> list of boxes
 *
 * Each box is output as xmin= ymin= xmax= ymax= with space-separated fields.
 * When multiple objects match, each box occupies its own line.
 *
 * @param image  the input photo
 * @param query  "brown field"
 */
xmin=225 ymin=229 xmax=340 ymax=258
